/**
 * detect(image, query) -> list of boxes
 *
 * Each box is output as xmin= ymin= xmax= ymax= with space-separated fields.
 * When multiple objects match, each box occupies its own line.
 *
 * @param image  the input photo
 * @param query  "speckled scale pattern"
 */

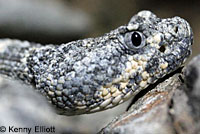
xmin=0 ymin=11 xmax=193 ymax=115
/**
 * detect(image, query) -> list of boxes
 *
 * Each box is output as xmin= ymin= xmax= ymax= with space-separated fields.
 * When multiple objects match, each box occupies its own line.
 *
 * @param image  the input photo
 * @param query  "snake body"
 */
xmin=0 ymin=11 xmax=193 ymax=115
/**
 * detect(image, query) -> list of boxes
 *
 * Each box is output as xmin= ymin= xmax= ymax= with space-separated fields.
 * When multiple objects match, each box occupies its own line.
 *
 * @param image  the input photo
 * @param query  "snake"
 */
xmin=0 ymin=11 xmax=193 ymax=115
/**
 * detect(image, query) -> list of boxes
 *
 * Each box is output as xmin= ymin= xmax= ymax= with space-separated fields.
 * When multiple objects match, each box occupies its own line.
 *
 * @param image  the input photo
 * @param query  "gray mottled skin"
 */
xmin=0 ymin=11 xmax=193 ymax=115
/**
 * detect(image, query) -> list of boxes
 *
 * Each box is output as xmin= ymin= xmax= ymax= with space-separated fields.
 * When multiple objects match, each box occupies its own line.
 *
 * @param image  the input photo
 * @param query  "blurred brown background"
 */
xmin=0 ymin=0 xmax=199 ymax=134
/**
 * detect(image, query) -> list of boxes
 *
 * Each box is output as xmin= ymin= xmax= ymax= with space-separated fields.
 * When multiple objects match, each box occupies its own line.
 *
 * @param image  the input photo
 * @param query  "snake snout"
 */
xmin=171 ymin=17 xmax=193 ymax=46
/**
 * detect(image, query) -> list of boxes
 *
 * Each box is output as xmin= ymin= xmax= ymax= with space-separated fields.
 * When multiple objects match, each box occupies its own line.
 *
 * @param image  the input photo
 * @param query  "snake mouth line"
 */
xmin=85 ymin=60 xmax=183 ymax=115
xmin=126 ymin=67 xmax=183 ymax=111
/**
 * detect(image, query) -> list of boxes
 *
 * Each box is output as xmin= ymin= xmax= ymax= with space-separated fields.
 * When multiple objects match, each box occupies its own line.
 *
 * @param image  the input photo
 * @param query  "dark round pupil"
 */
xmin=131 ymin=32 xmax=141 ymax=47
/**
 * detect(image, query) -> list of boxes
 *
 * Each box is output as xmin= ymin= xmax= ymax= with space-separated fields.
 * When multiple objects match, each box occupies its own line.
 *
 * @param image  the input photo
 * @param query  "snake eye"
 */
xmin=124 ymin=31 xmax=145 ymax=49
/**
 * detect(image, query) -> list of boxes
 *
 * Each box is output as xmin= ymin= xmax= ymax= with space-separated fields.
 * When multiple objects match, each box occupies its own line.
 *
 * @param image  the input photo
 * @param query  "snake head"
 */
xmin=116 ymin=10 xmax=193 ymax=82
xmin=73 ymin=10 xmax=193 ymax=115
xmin=29 ymin=11 xmax=192 ymax=115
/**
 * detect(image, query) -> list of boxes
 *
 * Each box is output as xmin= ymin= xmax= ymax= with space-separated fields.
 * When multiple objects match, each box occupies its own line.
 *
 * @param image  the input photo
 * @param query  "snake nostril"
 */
xmin=159 ymin=45 xmax=166 ymax=53
xmin=174 ymin=26 xmax=179 ymax=33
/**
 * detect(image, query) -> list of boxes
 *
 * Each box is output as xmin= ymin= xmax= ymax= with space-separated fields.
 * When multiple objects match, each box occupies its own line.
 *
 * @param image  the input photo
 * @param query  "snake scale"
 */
xmin=0 ymin=11 xmax=193 ymax=115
